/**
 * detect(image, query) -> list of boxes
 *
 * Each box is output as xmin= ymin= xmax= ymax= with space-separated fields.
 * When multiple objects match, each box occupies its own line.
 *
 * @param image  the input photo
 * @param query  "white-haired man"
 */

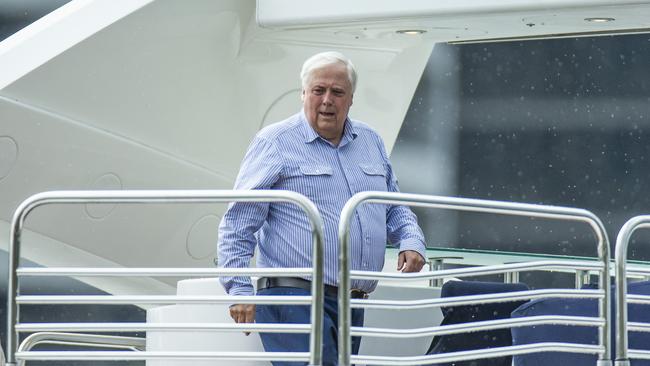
xmin=218 ymin=51 xmax=426 ymax=365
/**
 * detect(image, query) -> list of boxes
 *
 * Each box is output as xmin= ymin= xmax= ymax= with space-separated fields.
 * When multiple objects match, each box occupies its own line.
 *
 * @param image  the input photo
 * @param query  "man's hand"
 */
xmin=397 ymin=250 xmax=425 ymax=273
xmin=229 ymin=304 xmax=256 ymax=336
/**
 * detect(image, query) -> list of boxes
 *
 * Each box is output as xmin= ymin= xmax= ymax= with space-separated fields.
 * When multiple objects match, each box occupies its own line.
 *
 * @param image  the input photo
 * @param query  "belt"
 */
xmin=257 ymin=277 xmax=369 ymax=299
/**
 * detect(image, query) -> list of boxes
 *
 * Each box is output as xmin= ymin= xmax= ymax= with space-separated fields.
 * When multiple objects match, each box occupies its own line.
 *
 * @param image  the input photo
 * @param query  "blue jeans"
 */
xmin=256 ymin=287 xmax=364 ymax=366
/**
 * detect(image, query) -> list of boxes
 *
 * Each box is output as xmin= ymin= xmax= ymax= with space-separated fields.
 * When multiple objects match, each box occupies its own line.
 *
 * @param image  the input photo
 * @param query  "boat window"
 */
xmin=392 ymin=34 xmax=650 ymax=267
xmin=0 ymin=1 xmax=70 ymax=42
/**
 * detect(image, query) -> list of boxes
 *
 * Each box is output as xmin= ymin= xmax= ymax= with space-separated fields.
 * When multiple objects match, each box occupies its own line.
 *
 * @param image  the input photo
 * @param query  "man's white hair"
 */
xmin=300 ymin=51 xmax=357 ymax=93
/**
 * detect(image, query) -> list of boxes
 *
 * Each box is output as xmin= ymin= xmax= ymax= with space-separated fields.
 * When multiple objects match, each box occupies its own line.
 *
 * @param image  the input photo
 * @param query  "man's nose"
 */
xmin=322 ymin=90 xmax=333 ymax=105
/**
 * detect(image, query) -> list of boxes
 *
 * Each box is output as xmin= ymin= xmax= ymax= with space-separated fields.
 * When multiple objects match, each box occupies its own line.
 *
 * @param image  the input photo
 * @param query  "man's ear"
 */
xmin=301 ymin=89 xmax=305 ymax=101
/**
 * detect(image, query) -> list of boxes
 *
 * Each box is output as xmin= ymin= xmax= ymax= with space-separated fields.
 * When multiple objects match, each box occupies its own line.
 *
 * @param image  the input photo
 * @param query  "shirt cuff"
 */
xmin=398 ymin=237 xmax=427 ymax=261
xmin=227 ymin=284 xmax=255 ymax=297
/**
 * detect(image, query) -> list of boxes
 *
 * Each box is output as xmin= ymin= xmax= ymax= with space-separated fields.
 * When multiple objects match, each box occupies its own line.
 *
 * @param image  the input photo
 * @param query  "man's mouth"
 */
xmin=319 ymin=111 xmax=335 ymax=118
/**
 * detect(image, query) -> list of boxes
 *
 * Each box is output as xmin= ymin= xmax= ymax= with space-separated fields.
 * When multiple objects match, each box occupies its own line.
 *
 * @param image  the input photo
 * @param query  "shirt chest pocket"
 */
xmin=299 ymin=165 xmax=333 ymax=176
xmin=358 ymin=163 xmax=388 ymax=191
xmin=290 ymin=165 xmax=334 ymax=198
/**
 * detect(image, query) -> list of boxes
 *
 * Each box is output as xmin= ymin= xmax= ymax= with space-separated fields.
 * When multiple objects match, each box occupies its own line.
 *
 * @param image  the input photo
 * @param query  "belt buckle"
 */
xmin=351 ymin=289 xmax=369 ymax=299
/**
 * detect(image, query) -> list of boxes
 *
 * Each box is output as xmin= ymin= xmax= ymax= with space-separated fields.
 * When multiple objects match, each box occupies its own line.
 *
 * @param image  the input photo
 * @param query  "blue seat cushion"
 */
xmin=426 ymin=280 xmax=530 ymax=366
xmin=511 ymin=295 xmax=598 ymax=366
xmin=511 ymin=280 xmax=650 ymax=366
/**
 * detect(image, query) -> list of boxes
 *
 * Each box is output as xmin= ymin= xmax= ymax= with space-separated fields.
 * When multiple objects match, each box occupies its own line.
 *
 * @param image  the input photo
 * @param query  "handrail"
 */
xmin=18 ymin=332 xmax=145 ymax=352
xmin=625 ymin=294 xmax=650 ymax=305
xmin=614 ymin=215 xmax=650 ymax=366
xmin=349 ymin=288 xmax=603 ymax=310
xmin=352 ymin=315 xmax=604 ymax=338
xmin=16 ymin=259 xmax=602 ymax=278
xmin=627 ymin=350 xmax=650 ymax=361
xmin=351 ymin=259 xmax=603 ymax=281
xmin=14 ymin=350 xmax=310 ymax=362
xmin=6 ymin=189 xmax=325 ymax=366
xmin=17 ymin=322 xmax=312 ymax=333
xmin=16 ymin=267 xmax=313 ymax=276
xmin=337 ymin=192 xmax=611 ymax=366
xmin=17 ymin=332 xmax=145 ymax=366
xmin=15 ymin=294 xmax=313 ymax=305
xmin=628 ymin=322 xmax=650 ymax=333
xmin=351 ymin=342 xmax=604 ymax=366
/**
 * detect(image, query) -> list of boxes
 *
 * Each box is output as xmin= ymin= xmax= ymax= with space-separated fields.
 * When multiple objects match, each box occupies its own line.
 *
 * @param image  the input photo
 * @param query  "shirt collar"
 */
xmin=299 ymin=110 xmax=320 ymax=143
xmin=299 ymin=110 xmax=358 ymax=146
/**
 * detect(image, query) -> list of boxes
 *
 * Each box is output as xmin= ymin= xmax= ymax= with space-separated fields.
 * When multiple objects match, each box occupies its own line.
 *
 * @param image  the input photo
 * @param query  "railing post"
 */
xmin=427 ymin=256 xmax=462 ymax=287
xmin=504 ymin=271 xmax=520 ymax=284
xmin=613 ymin=216 xmax=650 ymax=366
xmin=6 ymin=197 xmax=32 ymax=366
xmin=575 ymin=269 xmax=591 ymax=289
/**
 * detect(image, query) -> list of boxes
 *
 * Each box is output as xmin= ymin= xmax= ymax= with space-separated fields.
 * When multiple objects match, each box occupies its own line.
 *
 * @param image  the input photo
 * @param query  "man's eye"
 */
xmin=313 ymin=89 xmax=324 ymax=95
xmin=333 ymin=90 xmax=344 ymax=96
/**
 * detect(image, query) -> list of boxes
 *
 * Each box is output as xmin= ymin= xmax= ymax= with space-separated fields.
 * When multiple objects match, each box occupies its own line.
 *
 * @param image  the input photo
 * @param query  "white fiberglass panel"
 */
xmin=0 ymin=0 xmax=153 ymax=90
xmin=0 ymin=0 xmax=432 ymax=290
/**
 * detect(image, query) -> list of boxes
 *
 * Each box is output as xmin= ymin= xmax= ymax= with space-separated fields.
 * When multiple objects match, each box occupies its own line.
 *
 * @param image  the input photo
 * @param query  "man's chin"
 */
xmin=317 ymin=116 xmax=338 ymax=124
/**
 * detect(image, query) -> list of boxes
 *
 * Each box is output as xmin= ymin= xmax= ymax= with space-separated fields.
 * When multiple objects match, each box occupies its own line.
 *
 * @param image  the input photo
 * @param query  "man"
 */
xmin=218 ymin=51 xmax=426 ymax=365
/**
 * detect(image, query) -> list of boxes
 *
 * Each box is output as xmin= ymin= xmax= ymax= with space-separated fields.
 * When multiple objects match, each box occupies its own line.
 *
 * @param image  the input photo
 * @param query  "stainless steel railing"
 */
xmin=337 ymin=192 xmax=611 ymax=366
xmin=614 ymin=215 xmax=650 ymax=366
xmin=6 ymin=190 xmax=325 ymax=366
xmin=17 ymin=332 xmax=146 ymax=366
xmin=351 ymin=343 xmax=602 ymax=366
xmin=348 ymin=271 xmax=605 ymax=365
xmin=18 ymin=333 xmax=145 ymax=353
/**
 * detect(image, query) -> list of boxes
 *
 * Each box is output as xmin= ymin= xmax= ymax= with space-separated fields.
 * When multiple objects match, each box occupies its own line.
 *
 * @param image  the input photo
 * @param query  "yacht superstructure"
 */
xmin=2 ymin=0 xmax=650 ymax=293
xmin=2 ymin=0 xmax=650 ymax=365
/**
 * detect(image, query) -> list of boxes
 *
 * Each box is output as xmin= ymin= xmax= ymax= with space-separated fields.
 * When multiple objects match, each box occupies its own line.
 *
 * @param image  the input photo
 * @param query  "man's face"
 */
xmin=302 ymin=63 xmax=353 ymax=145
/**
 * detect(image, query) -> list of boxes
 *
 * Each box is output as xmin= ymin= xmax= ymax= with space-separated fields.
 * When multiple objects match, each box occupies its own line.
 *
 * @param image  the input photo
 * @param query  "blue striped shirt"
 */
xmin=218 ymin=111 xmax=426 ymax=296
